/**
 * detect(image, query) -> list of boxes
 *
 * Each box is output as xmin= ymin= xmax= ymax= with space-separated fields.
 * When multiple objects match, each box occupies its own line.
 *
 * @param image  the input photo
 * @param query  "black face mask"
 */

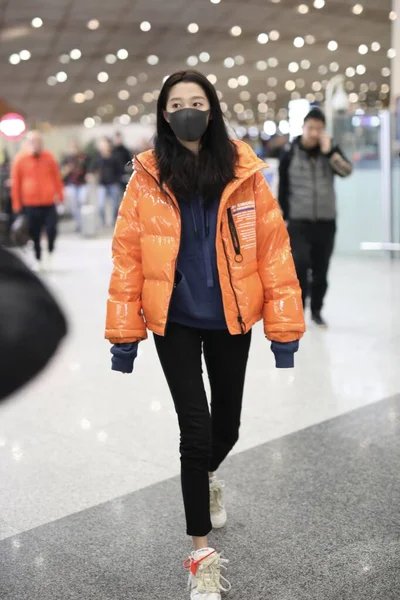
xmin=167 ymin=108 xmax=210 ymax=142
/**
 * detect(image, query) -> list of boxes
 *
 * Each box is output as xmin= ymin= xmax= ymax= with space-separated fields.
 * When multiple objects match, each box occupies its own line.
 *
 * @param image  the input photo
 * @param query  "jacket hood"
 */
xmin=134 ymin=139 xmax=267 ymax=182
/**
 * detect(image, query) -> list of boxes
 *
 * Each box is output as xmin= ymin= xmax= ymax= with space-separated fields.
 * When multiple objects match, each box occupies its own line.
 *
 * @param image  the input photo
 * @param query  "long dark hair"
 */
xmin=154 ymin=70 xmax=237 ymax=204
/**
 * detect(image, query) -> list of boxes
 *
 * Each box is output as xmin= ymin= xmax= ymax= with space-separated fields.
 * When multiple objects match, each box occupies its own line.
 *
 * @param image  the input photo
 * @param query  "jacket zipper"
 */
xmin=227 ymin=208 xmax=243 ymax=263
xmin=221 ymin=222 xmax=246 ymax=334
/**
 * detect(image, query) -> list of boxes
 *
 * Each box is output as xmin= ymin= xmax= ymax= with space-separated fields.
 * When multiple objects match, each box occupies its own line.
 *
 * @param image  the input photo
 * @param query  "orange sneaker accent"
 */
xmin=183 ymin=550 xmax=217 ymax=577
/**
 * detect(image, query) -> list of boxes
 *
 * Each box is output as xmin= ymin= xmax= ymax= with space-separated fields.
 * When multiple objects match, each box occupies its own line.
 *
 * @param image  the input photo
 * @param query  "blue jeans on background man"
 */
xmin=97 ymin=184 xmax=121 ymax=227
xmin=65 ymin=184 xmax=87 ymax=232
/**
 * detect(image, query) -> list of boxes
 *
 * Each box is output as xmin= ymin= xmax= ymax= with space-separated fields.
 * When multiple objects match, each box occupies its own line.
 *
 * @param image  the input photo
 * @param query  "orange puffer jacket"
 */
xmin=105 ymin=141 xmax=305 ymax=344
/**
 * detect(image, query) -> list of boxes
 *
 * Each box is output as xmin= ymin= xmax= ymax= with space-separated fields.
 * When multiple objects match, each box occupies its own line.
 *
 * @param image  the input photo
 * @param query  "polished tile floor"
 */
xmin=0 ymin=235 xmax=400 ymax=594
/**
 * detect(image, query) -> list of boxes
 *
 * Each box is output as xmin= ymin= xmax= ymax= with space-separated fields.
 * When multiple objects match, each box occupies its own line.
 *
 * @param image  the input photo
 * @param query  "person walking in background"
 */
xmin=11 ymin=131 xmax=64 ymax=272
xmin=106 ymin=70 xmax=305 ymax=600
xmin=278 ymin=108 xmax=352 ymax=327
xmin=61 ymin=139 xmax=88 ymax=233
xmin=112 ymin=132 xmax=132 ymax=191
xmin=89 ymin=137 xmax=121 ymax=227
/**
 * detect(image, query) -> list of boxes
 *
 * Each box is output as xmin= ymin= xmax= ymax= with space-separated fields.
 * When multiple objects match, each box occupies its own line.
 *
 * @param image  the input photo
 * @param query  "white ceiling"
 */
xmin=0 ymin=0 xmax=394 ymax=125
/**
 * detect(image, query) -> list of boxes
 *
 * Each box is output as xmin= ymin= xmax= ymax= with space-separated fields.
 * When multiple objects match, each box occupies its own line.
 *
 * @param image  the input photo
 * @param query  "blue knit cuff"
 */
xmin=271 ymin=340 xmax=299 ymax=369
xmin=111 ymin=342 xmax=138 ymax=374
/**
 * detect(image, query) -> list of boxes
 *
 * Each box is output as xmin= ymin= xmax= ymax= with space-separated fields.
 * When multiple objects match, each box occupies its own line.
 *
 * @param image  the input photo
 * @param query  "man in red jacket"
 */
xmin=12 ymin=131 xmax=64 ymax=271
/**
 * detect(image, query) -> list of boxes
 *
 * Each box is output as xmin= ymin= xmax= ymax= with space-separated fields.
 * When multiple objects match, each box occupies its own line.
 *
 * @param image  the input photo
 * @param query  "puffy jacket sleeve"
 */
xmin=105 ymin=173 xmax=147 ymax=344
xmin=254 ymin=171 xmax=305 ymax=342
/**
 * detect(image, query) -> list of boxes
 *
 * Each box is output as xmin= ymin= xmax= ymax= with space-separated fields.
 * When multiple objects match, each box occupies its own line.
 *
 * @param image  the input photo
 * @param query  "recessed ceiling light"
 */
xmin=269 ymin=30 xmax=280 ymax=41
xmin=388 ymin=48 xmax=396 ymax=59
xmin=258 ymin=103 xmax=269 ymax=113
xmin=305 ymin=34 xmax=316 ymax=44
xmin=352 ymin=4 xmax=363 ymax=14
xmin=19 ymin=50 xmax=31 ymax=60
xmin=47 ymin=76 xmax=57 ymax=86
xmin=118 ymin=90 xmax=130 ymax=100
xmin=238 ymin=75 xmax=249 ymax=86
xmin=140 ymin=21 xmax=151 ymax=31
xmin=220 ymin=102 xmax=228 ymax=113
xmin=318 ymin=65 xmax=328 ymax=74
xmin=345 ymin=81 xmax=355 ymax=90
xmin=268 ymin=77 xmax=278 ymax=87
xmin=199 ymin=52 xmax=210 ymax=63
xmin=230 ymin=26 xmax=242 ymax=37
xmin=105 ymin=54 xmax=117 ymax=64
xmin=312 ymin=81 xmax=322 ymax=91
xmin=381 ymin=84 xmax=390 ymax=93
xmin=346 ymin=67 xmax=356 ymax=77
xmin=234 ymin=55 xmax=245 ymax=65
xmin=9 ymin=53 xmax=20 ymax=65
xmin=228 ymin=78 xmax=239 ymax=89
xmin=257 ymin=33 xmax=269 ymax=44
xmin=371 ymin=42 xmax=380 ymax=52
xmin=84 ymin=117 xmax=96 ymax=128
xmin=240 ymin=91 xmax=251 ymax=101
xmin=84 ymin=90 xmax=94 ymax=100
xmin=188 ymin=23 xmax=199 ymax=33
xmin=187 ymin=56 xmax=199 ymax=66
xmin=349 ymin=93 xmax=359 ymax=103
xmin=127 ymin=76 xmax=138 ymax=86
xmin=73 ymin=93 xmax=85 ymax=104
xmin=234 ymin=103 xmax=245 ymax=113
xmin=297 ymin=5 xmax=309 ymax=14
xmin=59 ymin=54 xmax=70 ymax=64
xmin=143 ymin=92 xmax=154 ymax=103
xmin=389 ymin=10 xmax=397 ymax=20
xmin=359 ymin=83 xmax=369 ymax=93
xmin=70 ymin=49 xmax=81 ymax=60
xmin=358 ymin=44 xmax=368 ymax=55
xmin=210 ymin=0 xmax=221 ymax=4
xmin=301 ymin=59 xmax=311 ymax=69
xmin=32 ymin=17 xmax=43 ymax=28
xmin=296 ymin=78 xmax=305 ymax=88
xmin=216 ymin=90 xmax=223 ymax=100
xmin=97 ymin=71 xmax=109 ymax=83
xmin=314 ymin=92 xmax=324 ymax=101
xmin=224 ymin=57 xmax=235 ymax=68
xmin=87 ymin=19 xmax=100 ymax=30
xmin=288 ymin=62 xmax=299 ymax=73
xmin=328 ymin=40 xmax=338 ymax=51
xmin=147 ymin=55 xmax=159 ymax=65
xmin=256 ymin=61 xmax=268 ymax=71
xmin=294 ymin=37 xmax=305 ymax=48
xmin=56 ymin=71 xmax=67 ymax=82
xmin=356 ymin=64 xmax=366 ymax=75
xmin=285 ymin=80 xmax=296 ymax=91
xmin=330 ymin=62 xmax=340 ymax=72
xmin=381 ymin=67 xmax=390 ymax=77
xmin=258 ymin=93 xmax=268 ymax=103
xmin=268 ymin=57 xmax=278 ymax=67
xmin=314 ymin=0 xmax=325 ymax=7
xmin=120 ymin=114 xmax=131 ymax=125
xmin=207 ymin=74 xmax=217 ymax=84
xmin=128 ymin=105 xmax=139 ymax=116
xmin=369 ymin=82 xmax=378 ymax=91
xmin=306 ymin=93 xmax=316 ymax=102
xmin=117 ymin=49 xmax=128 ymax=60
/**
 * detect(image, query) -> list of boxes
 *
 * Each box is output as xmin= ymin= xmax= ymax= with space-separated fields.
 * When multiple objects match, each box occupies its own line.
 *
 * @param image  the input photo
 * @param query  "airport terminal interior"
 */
xmin=0 ymin=0 xmax=400 ymax=599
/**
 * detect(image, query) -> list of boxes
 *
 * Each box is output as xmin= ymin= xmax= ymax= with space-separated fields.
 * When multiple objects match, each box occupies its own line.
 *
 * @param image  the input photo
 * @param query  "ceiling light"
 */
xmin=296 ymin=78 xmax=305 ymax=88
xmin=138 ymin=73 xmax=148 ymax=82
xmin=210 ymin=0 xmax=221 ymax=3
xmin=70 ymin=49 xmax=81 ymax=60
xmin=314 ymin=92 xmax=324 ymax=101
xmin=140 ymin=21 xmax=151 ymax=31
xmin=56 ymin=71 xmax=67 ymax=82
xmin=352 ymin=4 xmax=363 ymax=14
xmin=230 ymin=26 xmax=242 ymax=36
xmin=381 ymin=84 xmax=390 ymax=93
xmin=19 ymin=50 xmax=31 ymax=60
xmin=84 ymin=90 xmax=94 ymax=100
xmin=220 ymin=102 xmax=228 ymax=113
xmin=199 ymin=52 xmax=210 ymax=62
xmin=105 ymin=54 xmax=117 ymax=64
xmin=235 ymin=55 xmax=245 ymax=65
xmin=278 ymin=120 xmax=290 ymax=134
xmin=306 ymin=93 xmax=316 ymax=102
xmin=297 ymin=5 xmax=309 ymax=14
xmin=256 ymin=60 xmax=268 ymax=71
xmin=312 ymin=81 xmax=322 ymax=91
xmin=143 ymin=92 xmax=154 ymax=103
xmin=371 ymin=42 xmax=381 ymax=52
xmin=301 ymin=59 xmax=311 ymax=69
xmin=269 ymin=30 xmax=280 ymax=41
xmin=369 ymin=82 xmax=378 ymax=91
xmin=9 ymin=53 xmax=20 ymax=65
xmin=388 ymin=48 xmax=396 ymax=59
xmin=228 ymin=78 xmax=239 ymax=89
xmin=240 ymin=91 xmax=251 ymax=101
xmin=268 ymin=57 xmax=278 ymax=67
xmin=238 ymin=75 xmax=249 ymax=86
xmin=147 ymin=54 xmax=159 ymax=65
xmin=258 ymin=93 xmax=267 ymax=102
xmin=257 ymin=33 xmax=269 ymax=44
xmin=128 ymin=105 xmax=139 ymax=116
xmin=288 ymin=62 xmax=299 ymax=73
xmin=244 ymin=109 xmax=254 ymax=120
xmin=314 ymin=0 xmax=325 ymax=7
xmin=358 ymin=44 xmax=368 ymax=55
xmin=87 ymin=19 xmax=100 ymax=30
xmin=349 ymin=93 xmax=359 ymax=103
xmin=118 ymin=90 xmax=130 ymax=100
xmin=84 ymin=117 xmax=95 ymax=128
xmin=234 ymin=103 xmax=245 ymax=113
xmin=346 ymin=81 xmax=355 ymax=90
xmin=359 ymin=83 xmax=369 ymax=93
xmin=294 ymin=36 xmax=305 ymax=48
xmin=389 ymin=10 xmax=397 ymax=20
xmin=224 ymin=57 xmax=235 ymax=68
xmin=73 ymin=93 xmax=85 ymax=104
xmin=152 ymin=89 xmax=160 ymax=99
xmin=264 ymin=120 xmax=277 ymax=136
xmin=117 ymin=49 xmax=128 ymax=60
xmin=47 ymin=76 xmax=57 ymax=86
xmin=330 ymin=62 xmax=339 ymax=72
xmin=381 ymin=67 xmax=390 ymax=77
xmin=97 ymin=71 xmax=109 ymax=83
xmin=127 ymin=76 xmax=137 ymax=86
xmin=32 ymin=17 xmax=43 ymax=28
xmin=207 ymin=74 xmax=217 ymax=84
xmin=120 ymin=114 xmax=131 ymax=125
xmin=356 ymin=64 xmax=366 ymax=75
xmin=188 ymin=23 xmax=199 ymax=33
xmin=268 ymin=77 xmax=278 ymax=87
xmin=258 ymin=103 xmax=268 ymax=113
xmin=285 ymin=80 xmax=296 ymax=91
xmin=266 ymin=91 xmax=277 ymax=101
xmin=328 ymin=40 xmax=338 ymax=51
xmin=187 ymin=56 xmax=199 ymax=66
xmin=59 ymin=54 xmax=70 ymax=64
xmin=346 ymin=67 xmax=356 ymax=77
xmin=305 ymin=34 xmax=316 ymax=44
xmin=216 ymin=90 xmax=223 ymax=100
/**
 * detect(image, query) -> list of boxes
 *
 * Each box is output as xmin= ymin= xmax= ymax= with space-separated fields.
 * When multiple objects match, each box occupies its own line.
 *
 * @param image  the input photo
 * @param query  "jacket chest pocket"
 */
xmin=226 ymin=202 xmax=257 ymax=264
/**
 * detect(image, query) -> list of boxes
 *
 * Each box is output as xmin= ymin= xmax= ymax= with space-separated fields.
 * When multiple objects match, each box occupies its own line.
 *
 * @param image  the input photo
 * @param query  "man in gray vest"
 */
xmin=278 ymin=108 xmax=352 ymax=327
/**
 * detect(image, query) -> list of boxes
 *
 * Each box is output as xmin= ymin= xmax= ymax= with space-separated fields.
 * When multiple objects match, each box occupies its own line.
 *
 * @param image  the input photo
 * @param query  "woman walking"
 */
xmin=105 ymin=70 xmax=305 ymax=600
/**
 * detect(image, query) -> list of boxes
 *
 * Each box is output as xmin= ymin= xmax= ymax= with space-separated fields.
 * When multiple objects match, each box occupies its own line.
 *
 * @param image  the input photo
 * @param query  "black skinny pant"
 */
xmin=154 ymin=323 xmax=252 ymax=537
xmin=25 ymin=206 xmax=58 ymax=261
xmin=288 ymin=220 xmax=336 ymax=313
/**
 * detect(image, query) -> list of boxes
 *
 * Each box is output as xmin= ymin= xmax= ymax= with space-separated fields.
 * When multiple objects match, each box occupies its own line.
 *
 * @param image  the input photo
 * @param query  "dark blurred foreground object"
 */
xmin=10 ymin=213 xmax=30 ymax=247
xmin=0 ymin=248 xmax=67 ymax=402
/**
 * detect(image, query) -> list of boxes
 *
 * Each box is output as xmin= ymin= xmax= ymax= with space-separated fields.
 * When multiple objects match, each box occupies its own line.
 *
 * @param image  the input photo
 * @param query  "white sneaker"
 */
xmin=43 ymin=252 xmax=54 ymax=272
xmin=31 ymin=259 xmax=42 ymax=273
xmin=184 ymin=548 xmax=231 ymax=600
xmin=210 ymin=479 xmax=227 ymax=529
